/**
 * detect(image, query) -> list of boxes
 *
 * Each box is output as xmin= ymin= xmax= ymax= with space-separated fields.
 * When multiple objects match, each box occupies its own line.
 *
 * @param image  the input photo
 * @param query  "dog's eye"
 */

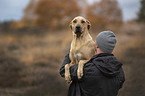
xmin=73 ymin=20 xmax=77 ymax=23
xmin=81 ymin=20 xmax=85 ymax=24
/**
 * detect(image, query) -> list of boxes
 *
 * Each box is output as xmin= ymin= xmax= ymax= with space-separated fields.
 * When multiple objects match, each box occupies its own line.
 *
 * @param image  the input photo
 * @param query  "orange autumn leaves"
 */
xmin=22 ymin=0 xmax=122 ymax=30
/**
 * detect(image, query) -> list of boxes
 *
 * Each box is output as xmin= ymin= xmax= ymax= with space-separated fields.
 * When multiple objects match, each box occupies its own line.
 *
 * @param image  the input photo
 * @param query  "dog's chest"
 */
xmin=70 ymin=39 xmax=92 ymax=61
xmin=73 ymin=53 xmax=82 ymax=60
xmin=71 ymin=47 xmax=86 ymax=61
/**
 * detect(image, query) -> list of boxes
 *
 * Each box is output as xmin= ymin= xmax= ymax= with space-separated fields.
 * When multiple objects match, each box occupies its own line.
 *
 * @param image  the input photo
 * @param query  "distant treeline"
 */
xmin=22 ymin=0 xmax=123 ymax=30
xmin=1 ymin=0 xmax=144 ymax=31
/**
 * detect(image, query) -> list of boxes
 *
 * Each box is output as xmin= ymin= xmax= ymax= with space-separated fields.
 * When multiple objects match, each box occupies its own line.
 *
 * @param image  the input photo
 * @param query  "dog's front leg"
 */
xmin=65 ymin=64 xmax=71 ymax=83
xmin=65 ymin=52 xmax=76 ymax=83
xmin=77 ymin=60 xmax=88 ymax=79
xmin=69 ymin=52 xmax=76 ymax=65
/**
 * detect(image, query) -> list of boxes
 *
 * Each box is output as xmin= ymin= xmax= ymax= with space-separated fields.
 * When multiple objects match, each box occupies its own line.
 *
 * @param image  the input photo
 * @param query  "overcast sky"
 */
xmin=0 ymin=0 xmax=140 ymax=22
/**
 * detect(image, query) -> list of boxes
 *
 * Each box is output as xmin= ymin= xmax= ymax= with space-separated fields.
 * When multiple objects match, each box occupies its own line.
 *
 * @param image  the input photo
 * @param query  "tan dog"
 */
xmin=65 ymin=16 xmax=96 ymax=83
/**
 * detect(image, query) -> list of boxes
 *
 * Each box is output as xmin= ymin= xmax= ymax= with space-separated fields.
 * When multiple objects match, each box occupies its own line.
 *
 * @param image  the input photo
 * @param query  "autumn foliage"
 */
xmin=86 ymin=0 xmax=123 ymax=31
xmin=22 ymin=0 xmax=80 ymax=29
xmin=22 ymin=0 xmax=123 ymax=30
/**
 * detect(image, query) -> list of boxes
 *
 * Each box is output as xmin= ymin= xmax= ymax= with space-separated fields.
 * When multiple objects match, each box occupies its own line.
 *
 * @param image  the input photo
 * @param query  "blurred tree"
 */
xmin=137 ymin=0 xmax=145 ymax=23
xmin=22 ymin=0 xmax=38 ymax=27
xmin=86 ymin=0 xmax=123 ymax=31
xmin=22 ymin=0 xmax=80 ymax=29
xmin=76 ymin=0 xmax=88 ymax=17
xmin=10 ymin=21 xmax=24 ymax=29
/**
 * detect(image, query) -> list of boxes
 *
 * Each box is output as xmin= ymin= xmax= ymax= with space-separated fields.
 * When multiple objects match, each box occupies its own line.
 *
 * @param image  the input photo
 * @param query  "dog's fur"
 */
xmin=65 ymin=16 xmax=96 ymax=83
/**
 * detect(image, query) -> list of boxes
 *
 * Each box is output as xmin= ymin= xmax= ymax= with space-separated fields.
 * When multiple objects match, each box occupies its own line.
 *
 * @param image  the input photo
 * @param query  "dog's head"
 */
xmin=70 ymin=16 xmax=91 ymax=38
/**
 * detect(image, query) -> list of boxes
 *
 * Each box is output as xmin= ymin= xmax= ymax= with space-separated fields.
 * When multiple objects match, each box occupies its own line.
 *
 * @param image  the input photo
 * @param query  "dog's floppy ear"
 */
xmin=86 ymin=20 xmax=91 ymax=30
xmin=70 ymin=21 xmax=72 ymax=30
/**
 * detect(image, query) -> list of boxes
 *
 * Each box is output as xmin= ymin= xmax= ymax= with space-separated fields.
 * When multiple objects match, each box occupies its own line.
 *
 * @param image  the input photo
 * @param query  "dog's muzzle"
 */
xmin=75 ymin=24 xmax=82 ymax=34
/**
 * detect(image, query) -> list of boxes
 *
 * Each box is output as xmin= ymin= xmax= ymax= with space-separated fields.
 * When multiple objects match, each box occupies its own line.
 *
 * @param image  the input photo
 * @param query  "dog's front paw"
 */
xmin=65 ymin=74 xmax=71 ymax=84
xmin=77 ymin=60 xmax=86 ymax=79
xmin=77 ymin=68 xmax=83 ymax=79
xmin=65 ymin=64 xmax=72 ymax=84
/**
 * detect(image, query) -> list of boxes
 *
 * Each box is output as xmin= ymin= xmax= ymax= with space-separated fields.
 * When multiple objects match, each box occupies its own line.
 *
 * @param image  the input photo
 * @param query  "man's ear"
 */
xmin=69 ymin=22 xmax=72 ymax=30
xmin=86 ymin=20 xmax=91 ymax=30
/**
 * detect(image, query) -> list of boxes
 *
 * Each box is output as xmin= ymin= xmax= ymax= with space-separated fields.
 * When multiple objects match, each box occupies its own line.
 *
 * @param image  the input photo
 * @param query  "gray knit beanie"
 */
xmin=96 ymin=31 xmax=117 ymax=53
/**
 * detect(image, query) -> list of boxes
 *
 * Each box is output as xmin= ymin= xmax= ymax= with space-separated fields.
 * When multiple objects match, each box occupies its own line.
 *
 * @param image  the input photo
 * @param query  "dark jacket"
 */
xmin=59 ymin=53 xmax=125 ymax=96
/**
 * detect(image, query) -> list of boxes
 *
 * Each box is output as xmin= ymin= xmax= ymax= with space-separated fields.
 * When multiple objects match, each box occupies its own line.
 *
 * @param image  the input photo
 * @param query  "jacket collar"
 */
xmin=86 ymin=53 xmax=113 ymax=63
xmin=91 ymin=53 xmax=113 ymax=59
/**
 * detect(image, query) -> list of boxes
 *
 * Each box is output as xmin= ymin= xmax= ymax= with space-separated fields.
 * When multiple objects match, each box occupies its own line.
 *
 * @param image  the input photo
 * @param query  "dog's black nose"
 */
xmin=75 ymin=24 xmax=82 ymax=34
xmin=76 ymin=24 xmax=81 ymax=29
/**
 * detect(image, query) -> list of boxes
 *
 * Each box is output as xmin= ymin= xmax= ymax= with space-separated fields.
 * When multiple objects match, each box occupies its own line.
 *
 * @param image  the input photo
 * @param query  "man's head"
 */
xmin=96 ymin=31 xmax=117 ymax=54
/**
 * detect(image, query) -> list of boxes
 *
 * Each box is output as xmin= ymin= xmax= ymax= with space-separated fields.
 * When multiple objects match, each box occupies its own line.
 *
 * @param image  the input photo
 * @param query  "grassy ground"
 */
xmin=0 ymin=22 xmax=145 ymax=96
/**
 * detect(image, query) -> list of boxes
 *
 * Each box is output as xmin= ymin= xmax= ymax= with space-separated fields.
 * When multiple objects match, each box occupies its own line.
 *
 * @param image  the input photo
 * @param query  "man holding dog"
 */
xmin=59 ymin=31 xmax=125 ymax=96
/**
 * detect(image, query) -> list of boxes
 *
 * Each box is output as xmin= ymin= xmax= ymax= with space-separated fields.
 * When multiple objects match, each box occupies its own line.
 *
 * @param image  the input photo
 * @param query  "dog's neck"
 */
xmin=72 ymin=31 xmax=93 ymax=47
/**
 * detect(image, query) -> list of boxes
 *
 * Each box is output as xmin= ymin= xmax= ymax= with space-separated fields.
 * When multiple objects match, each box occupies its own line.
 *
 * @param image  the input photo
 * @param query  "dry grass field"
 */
xmin=0 ymin=22 xmax=145 ymax=96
